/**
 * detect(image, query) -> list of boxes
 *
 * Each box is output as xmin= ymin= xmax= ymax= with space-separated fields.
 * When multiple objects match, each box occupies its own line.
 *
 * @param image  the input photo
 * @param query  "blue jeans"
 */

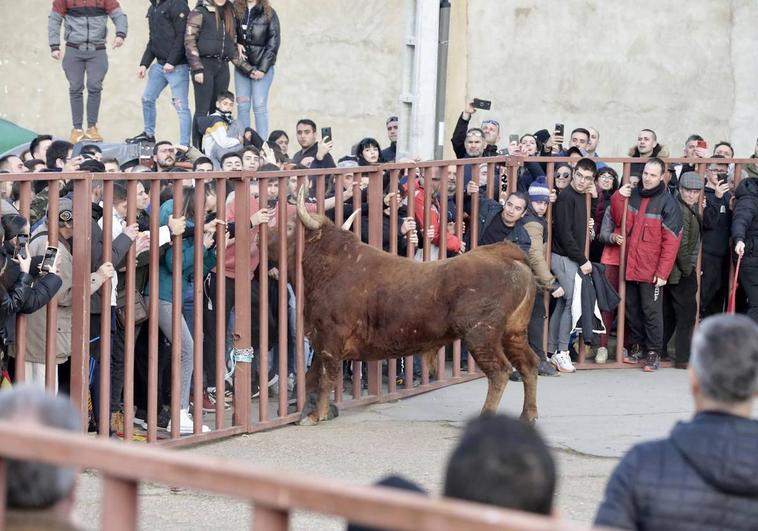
xmin=234 ymin=66 xmax=274 ymax=139
xmin=142 ymin=63 xmax=192 ymax=146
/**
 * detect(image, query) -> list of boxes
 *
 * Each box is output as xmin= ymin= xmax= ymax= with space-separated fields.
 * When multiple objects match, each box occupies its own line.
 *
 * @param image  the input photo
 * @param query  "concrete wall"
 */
xmin=0 ymin=0 xmax=405 ymax=158
xmin=1 ymin=0 xmax=757 ymax=160
xmin=459 ymin=0 xmax=758 ymax=159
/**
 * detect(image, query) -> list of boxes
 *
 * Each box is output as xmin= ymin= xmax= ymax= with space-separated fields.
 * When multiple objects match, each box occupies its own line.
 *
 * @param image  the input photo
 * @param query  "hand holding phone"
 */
xmin=472 ymin=98 xmax=492 ymax=111
xmin=321 ymin=127 xmax=332 ymax=141
xmin=40 ymin=245 xmax=59 ymax=274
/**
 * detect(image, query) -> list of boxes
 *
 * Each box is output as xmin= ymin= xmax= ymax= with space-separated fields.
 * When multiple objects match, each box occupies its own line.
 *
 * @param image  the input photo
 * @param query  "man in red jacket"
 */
xmin=610 ymin=157 xmax=682 ymax=371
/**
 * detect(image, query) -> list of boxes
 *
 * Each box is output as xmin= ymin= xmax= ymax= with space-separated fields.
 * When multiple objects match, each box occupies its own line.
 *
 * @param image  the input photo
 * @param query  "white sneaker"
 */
xmin=167 ymin=409 xmax=210 ymax=435
xmin=595 ymin=347 xmax=609 ymax=364
xmin=551 ymin=351 xmax=576 ymax=373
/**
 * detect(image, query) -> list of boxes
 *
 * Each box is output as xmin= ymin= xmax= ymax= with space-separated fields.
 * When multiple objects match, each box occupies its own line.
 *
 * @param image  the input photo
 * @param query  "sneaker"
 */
xmin=69 ymin=128 xmax=85 ymax=144
xmin=203 ymin=389 xmax=229 ymax=412
xmin=583 ymin=344 xmax=596 ymax=360
xmin=538 ymin=359 xmax=559 ymax=376
xmin=550 ymin=351 xmax=576 ymax=373
xmin=623 ymin=344 xmax=643 ymax=365
xmin=133 ymin=408 xmax=148 ymax=430
xmin=252 ymin=383 xmax=260 ymax=399
xmin=643 ymin=351 xmax=660 ymax=372
xmin=125 ymin=131 xmax=156 ymax=144
xmin=167 ymin=409 xmax=210 ymax=435
xmin=287 ymin=373 xmax=295 ymax=393
xmin=84 ymin=126 xmax=103 ymax=142
xmin=509 ymin=370 xmax=522 ymax=382
xmin=595 ymin=347 xmax=609 ymax=364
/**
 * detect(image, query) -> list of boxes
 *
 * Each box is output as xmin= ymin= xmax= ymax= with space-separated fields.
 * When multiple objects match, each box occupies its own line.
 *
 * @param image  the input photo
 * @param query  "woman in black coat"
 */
xmin=233 ymin=0 xmax=281 ymax=139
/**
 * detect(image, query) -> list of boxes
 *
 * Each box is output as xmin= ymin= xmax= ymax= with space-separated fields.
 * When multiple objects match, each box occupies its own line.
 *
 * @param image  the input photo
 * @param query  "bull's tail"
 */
xmin=508 ymin=260 xmax=536 ymax=332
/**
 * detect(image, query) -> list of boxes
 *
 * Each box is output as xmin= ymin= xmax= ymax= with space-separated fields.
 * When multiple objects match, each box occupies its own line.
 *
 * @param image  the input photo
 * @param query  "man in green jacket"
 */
xmin=663 ymin=172 xmax=703 ymax=368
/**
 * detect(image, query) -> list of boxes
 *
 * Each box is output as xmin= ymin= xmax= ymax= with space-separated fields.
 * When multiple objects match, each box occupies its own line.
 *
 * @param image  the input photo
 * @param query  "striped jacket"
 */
xmin=48 ymin=0 xmax=128 ymax=50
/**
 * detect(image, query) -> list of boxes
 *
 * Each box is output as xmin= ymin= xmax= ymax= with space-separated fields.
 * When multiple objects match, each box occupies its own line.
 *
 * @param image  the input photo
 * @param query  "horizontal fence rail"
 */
xmin=0 ymin=422 xmax=593 ymax=531
xmin=0 ymin=154 xmax=744 ymax=443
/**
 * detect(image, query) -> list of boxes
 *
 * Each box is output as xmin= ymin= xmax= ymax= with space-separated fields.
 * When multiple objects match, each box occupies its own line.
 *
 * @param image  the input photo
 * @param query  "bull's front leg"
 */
xmin=298 ymin=351 xmax=340 ymax=426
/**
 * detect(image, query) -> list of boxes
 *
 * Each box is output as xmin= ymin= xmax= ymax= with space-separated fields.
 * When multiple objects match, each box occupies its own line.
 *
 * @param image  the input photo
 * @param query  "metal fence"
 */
xmin=1 ymin=154 xmax=746 ymax=443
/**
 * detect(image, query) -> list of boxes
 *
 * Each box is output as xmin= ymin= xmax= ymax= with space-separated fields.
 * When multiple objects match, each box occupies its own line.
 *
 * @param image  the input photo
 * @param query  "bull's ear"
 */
xmin=342 ymin=209 xmax=361 ymax=231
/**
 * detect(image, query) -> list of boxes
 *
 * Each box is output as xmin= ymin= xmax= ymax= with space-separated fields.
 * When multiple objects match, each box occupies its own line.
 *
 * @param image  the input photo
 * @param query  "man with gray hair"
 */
xmin=595 ymin=314 xmax=758 ymax=530
xmin=0 ymin=386 xmax=81 ymax=530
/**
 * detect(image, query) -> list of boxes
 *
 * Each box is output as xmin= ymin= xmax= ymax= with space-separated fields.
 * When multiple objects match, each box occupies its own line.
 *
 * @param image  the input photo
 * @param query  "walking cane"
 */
xmin=727 ymin=254 xmax=743 ymax=315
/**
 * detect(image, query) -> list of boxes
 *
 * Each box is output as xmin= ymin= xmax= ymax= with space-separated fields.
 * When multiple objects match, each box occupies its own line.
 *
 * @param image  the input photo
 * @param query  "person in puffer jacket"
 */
xmin=48 ymin=0 xmax=128 ymax=144
xmin=732 ymin=175 xmax=758 ymax=322
xmin=595 ymin=314 xmax=758 ymax=531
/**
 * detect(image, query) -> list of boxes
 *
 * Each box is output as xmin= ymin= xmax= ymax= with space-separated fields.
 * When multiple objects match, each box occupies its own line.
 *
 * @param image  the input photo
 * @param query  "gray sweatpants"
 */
xmin=548 ymin=253 xmax=579 ymax=353
xmin=62 ymin=47 xmax=109 ymax=129
xmin=158 ymin=299 xmax=193 ymax=410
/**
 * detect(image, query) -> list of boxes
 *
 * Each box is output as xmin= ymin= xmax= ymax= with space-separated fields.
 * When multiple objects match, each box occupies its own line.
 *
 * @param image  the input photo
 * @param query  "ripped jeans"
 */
xmin=142 ymin=62 xmax=192 ymax=146
xmin=234 ymin=66 xmax=274 ymax=140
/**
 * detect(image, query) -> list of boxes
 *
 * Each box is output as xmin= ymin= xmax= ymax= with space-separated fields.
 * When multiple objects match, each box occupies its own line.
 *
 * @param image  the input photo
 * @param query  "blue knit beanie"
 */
xmin=528 ymin=176 xmax=550 ymax=202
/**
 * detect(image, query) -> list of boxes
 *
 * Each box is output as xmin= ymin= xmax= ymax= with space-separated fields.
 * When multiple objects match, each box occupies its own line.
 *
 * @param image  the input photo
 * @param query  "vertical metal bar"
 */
xmin=147 ymin=180 xmax=161 ymax=442
xmin=258 ymin=177 xmax=270 ymax=422
xmin=615 ymin=163 xmax=631 ymax=363
xmin=252 ymin=505 xmax=288 ymax=531
xmin=192 ymin=182 xmax=204 ymax=434
xmin=727 ymin=163 xmax=741 ymax=311
xmin=0 ymin=459 xmax=6 ymax=525
xmin=351 ymin=179 xmax=362 ymax=398
xmin=577 ymin=192 xmax=592 ymax=366
xmin=316 ymin=174 xmax=326 ymax=215
xmin=404 ymin=166 xmax=416 ymax=388
xmin=437 ymin=166 xmax=449 ymax=380
xmin=170 ymin=182 xmax=184 ymax=439
xmin=277 ymin=179 xmax=289 ymax=416
xmin=233 ymin=178 xmax=252 ymax=430
xmin=543 ymin=163 xmax=555 ymax=357
xmin=123 ymin=181 xmax=137 ymax=442
xmin=387 ymin=170 xmax=399 ymax=394
xmin=45 ymin=183 xmax=60 ymax=391
xmin=98 ymin=181 xmax=114 ymax=437
xmin=214 ymin=178 xmax=227 ymax=429
xmin=468 ymin=162 xmax=480 ymax=375
xmin=295 ymin=176 xmax=306 ymax=410
xmin=334 ymin=173 xmax=345 ymax=404
xmin=71 ymin=177 xmax=92 ymax=429
xmin=101 ymin=476 xmax=139 ymax=531
xmin=14 ymin=182 xmax=33 ymax=383
xmin=452 ymin=164 xmax=464 ymax=376
xmin=421 ymin=165 xmax=432 ymax=386
xmin=693 ymin=162 xmax=707 ymax=325
xmin=367 ymin=170 xmax=382 ymax=397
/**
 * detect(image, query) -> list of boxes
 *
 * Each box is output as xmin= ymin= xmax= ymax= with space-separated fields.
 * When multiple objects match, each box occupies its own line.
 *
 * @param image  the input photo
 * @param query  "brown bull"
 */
xmin=272 ymin=188 xmax=538 ymax=426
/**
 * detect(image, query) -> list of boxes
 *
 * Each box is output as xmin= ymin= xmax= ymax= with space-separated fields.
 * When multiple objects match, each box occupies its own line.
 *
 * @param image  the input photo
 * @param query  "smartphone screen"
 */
xmin=509 ymin=134 xmax=519 ymax=144
xmin=321 ymin=127 xmax=332 ymax=141
xmin=472 ymin=98 xmax=492 ymax=110
xmin=555 ymin=123 xmax=565 ymax=136
xmin=41 ymin=246 xmax=58 ymax=272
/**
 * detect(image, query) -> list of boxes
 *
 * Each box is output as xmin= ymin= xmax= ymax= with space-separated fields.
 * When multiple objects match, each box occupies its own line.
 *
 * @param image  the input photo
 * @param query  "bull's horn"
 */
xmin=341 ymin=209 xmax=361 ymax=231
xmin=297 ymin=185 xmax=322 ymax=230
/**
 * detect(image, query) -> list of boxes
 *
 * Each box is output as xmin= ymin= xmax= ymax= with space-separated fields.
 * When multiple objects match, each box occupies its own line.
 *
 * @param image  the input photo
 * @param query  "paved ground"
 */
xmin=72 ymin=368 xmax=757 ymax=530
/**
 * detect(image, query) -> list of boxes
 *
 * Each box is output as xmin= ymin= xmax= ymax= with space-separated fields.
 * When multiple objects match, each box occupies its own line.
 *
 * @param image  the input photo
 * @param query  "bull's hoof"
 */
xmin=520 ymin=411 xmax=538 ymax=425
xmin=298 ymin=414 xmax=320 ymax=426
xmin=325 ymin=403 xmax=339 ymax=420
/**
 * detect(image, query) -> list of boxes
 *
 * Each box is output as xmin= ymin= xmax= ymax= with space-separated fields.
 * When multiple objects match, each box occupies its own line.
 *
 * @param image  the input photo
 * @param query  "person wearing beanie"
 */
xmin=523 ymin=176 xmax=560 ymax=377
xmin=662 ymin=172 xmax=703 ymax=368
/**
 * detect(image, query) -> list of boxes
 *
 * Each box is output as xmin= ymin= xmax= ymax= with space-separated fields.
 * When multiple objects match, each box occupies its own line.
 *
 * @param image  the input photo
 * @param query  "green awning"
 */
xmin=0 ymin=119 xmax=37 ymax=154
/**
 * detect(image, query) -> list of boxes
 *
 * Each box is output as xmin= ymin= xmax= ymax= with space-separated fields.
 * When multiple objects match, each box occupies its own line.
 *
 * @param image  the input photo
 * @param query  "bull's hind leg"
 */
xmin=469 ymin=342 xmax=511 ymax=415
xmin=503 ymin=332 xmax=538 ymax=423
xmin=298 ymin=351 xmax=340 ymax=426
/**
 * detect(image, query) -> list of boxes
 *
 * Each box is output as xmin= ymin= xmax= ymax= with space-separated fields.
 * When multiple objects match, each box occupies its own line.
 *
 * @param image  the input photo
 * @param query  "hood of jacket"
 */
xmin=671 ymin=412 xmax=758 ymax=496
xmin=627 ymin=143 xmax=670 ymax=158
xmin=735 ymin=174 xmax=758 ymax=200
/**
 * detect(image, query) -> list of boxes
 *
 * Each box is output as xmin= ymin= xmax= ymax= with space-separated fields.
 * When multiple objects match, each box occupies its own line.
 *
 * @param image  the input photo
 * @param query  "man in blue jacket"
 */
xmin=595 ymin=314 xmax=758 ymax=530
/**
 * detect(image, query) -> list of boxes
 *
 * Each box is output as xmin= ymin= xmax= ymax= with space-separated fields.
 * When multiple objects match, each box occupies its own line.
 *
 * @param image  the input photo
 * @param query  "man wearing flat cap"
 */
xmin=662 ymin=171 xmax=703 ymax=368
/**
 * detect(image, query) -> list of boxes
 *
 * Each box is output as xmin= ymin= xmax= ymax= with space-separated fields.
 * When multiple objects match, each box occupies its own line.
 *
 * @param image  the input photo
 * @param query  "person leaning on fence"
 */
xmin=444 ymin=414 xmax=557 ymax=516
xmin=611 ymin=158 xmax=682 ymax=372
xmin=18 ymin=197 xmax=113 ymax=390
xmin=731 ymin=170 xmax=758 ymax=322
xmin=594 ymin=314 xmax=758 ymax=530
xmin=547 ymin=158 xmax=597 ymax=374
xmin=662 ymin=172 xmax=703 ymax=369
xmin=0 ymin=386 xmax=83 ymax=531
xmin=522 ymin=177 xmax=559 ymax=377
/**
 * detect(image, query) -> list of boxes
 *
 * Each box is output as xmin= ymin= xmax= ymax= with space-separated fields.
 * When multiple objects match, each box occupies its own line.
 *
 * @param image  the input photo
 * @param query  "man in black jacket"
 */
xmin=700 ymin=157 xmax=731 ymax=317
xmin=292 ymin=118 xmax=335 ymax=169
xmin=127 ymin=0 xmax=191 ymax=147
xmin=381 ymin=116 xmax=398 ymax=163
xmin=732 ymin=176 xmax=758 ymax=322
xmin=548 ymin=158 xmax=596 ymax=373
xmin=595 ymin=314 xmax=758 ymax=530
xmin=450 ymin=102 xmax=495 ymax=159
xmin=465 ymin=192 xmax=530 ymax=254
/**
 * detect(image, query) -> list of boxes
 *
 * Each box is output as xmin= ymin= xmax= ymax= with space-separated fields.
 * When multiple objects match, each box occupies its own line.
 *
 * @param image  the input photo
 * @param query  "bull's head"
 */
xmin=267 ymin=187 xmax=360 ymax=278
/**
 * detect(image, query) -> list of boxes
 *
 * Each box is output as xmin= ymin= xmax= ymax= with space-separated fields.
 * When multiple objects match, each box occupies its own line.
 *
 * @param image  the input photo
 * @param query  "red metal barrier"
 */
xmin=0 ymin=155 xmax=747 ymax=445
